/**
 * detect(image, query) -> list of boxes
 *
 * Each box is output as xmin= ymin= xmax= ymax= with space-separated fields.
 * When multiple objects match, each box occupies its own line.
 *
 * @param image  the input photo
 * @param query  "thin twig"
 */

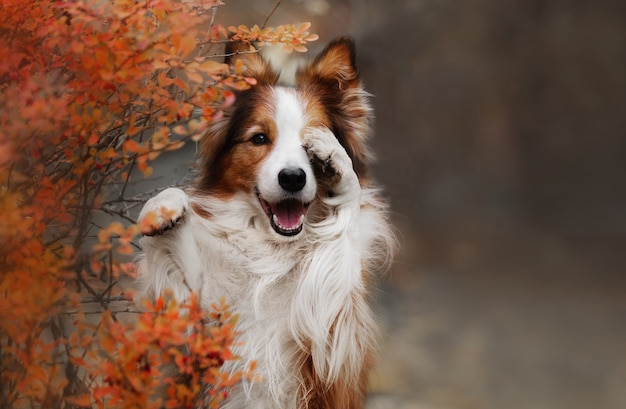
xmin=81 ymin=295 xmax=132 ymax=303
xmin=208 ymin=5 xmax=218 ymax=31
xmin=59 ymin=308 xmax=146 ymax=316
xmin=262 ymin=0 xmax=283 ymax=30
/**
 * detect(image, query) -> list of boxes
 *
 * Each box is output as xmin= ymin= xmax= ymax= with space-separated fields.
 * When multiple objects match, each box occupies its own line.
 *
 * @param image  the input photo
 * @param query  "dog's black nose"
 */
xmin=278 ymin=168 xmax=306 ymax=192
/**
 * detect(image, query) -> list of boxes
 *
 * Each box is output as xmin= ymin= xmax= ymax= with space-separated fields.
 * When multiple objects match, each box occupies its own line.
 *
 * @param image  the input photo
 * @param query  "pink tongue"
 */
xmin=272 ymin=200 xmax=306 ymax=228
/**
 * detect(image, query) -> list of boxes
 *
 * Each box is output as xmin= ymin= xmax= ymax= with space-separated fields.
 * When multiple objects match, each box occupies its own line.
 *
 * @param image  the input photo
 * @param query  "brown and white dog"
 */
xmin=137 ymin=37 xmax=396 ymax=409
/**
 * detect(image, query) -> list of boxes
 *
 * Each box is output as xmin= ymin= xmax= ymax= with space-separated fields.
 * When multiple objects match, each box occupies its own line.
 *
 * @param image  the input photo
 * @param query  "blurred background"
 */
xmin=149 ymin=1 xmax=626 ymax=408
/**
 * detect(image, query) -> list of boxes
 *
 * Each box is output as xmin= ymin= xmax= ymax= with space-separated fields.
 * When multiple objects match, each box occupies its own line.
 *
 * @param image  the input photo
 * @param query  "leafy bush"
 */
xmin=0 ymin=1 xmax=317 ymax=407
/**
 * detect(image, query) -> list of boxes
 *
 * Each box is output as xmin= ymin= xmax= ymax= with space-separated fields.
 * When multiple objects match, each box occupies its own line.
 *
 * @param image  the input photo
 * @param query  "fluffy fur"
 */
xmin=137 ymin=37 xmax=396 ymax=409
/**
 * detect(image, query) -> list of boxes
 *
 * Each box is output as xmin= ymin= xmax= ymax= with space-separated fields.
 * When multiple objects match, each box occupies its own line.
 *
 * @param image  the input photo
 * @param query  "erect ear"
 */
xmin=301 ymin=36 xmax=360 ymax=89
xmin=224 ymin=41 xmax=279 ymax=85
xmin=297 ymin=37 xmax=373 ymax=178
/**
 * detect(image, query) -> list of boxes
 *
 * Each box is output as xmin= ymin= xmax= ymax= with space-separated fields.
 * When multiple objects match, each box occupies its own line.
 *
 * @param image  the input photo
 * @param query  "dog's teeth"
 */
xmin=272 ymin=214 xmax=305 ymax=232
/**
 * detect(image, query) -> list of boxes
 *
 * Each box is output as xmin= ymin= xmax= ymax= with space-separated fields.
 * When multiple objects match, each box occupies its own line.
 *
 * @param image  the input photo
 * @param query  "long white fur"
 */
xmin=137 ymin=85 xmax=394 ymax=408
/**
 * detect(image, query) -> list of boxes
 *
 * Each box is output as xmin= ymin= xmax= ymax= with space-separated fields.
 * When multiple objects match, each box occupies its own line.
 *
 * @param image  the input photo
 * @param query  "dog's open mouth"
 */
xmin=257 ymin=192 xmax=309 ymax=236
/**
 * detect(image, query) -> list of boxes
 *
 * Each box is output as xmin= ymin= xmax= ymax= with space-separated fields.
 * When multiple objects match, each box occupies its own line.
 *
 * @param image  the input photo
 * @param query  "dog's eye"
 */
xmin=250 ymin=133 xmax=269 ymax=146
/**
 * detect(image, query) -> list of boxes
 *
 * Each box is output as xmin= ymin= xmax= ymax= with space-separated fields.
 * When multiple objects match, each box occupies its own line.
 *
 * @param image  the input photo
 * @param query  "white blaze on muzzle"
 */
xmin=255 ymin=87 xmax=317 ymax=236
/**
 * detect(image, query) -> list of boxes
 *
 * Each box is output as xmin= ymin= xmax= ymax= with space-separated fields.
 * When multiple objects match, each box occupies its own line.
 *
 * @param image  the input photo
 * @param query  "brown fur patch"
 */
xmin=295 ymin=341 xmax=371 ymax=409
xmin=196 ymin=86 xmax=278 ymax=196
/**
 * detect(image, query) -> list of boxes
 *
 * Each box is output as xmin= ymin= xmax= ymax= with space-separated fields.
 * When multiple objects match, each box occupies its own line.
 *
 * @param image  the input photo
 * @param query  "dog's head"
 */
xmin=196 ymin=37 xmax=372 ymax=237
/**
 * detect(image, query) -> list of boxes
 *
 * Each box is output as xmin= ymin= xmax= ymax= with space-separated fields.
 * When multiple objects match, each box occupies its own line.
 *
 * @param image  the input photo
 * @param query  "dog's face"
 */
xmin=253 ymin=87 xmax=319 ymax=236
xmin=197 ymin=37 xmax=372 ymax=238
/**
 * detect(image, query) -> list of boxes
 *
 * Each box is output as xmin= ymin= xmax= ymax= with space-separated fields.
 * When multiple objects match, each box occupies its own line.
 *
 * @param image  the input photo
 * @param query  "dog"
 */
xmin=137 ymin=37 xmax=396 ymax=409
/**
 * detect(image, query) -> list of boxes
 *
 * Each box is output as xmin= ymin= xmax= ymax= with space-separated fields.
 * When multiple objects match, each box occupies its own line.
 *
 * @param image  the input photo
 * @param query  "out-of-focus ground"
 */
xmin=148 ymin=1 xmax=626 ymax=408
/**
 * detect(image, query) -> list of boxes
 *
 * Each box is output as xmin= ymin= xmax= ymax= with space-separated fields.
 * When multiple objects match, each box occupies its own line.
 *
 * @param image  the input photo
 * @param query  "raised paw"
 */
xmin=303 ymin=127 xmax=358 ymax=196
xmin=138 ymin=188 xmax=189 ymax=236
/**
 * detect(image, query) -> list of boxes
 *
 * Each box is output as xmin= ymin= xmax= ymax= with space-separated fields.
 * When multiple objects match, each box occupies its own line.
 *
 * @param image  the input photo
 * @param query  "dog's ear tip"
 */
xmin=224 ymin=40 xmax=256 ymax=64
xmin=326 ymin=35 xmax=355 ymax=45
xmin=329 ymin=36 xmax=357 ymax=50
xmin=224 ymin=40 xmax=280 ymax=85
xmin=303 ymin=36 xmax=360 ymax=88
xmin=318 ymin=36 xmax=357 ymax=62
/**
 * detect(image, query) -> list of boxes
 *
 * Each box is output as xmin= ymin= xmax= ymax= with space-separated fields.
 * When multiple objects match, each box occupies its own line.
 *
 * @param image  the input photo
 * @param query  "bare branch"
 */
xmin=262 ymin=0 xmax=283 ymax=30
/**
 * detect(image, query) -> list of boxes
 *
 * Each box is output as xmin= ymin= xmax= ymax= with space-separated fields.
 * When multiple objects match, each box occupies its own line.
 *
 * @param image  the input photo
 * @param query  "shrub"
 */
xmin=0 ymin=1 xmax=317 ymax=407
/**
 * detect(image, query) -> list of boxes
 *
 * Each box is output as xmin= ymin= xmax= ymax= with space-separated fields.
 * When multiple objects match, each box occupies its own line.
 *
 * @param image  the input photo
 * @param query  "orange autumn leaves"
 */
xmin=0 ymin=0 xmax=317 ymax=407
xmin=229 ymin=22 xmax=319 ymax=52
xmin=66 ymin=296 xmax=254 ymax=409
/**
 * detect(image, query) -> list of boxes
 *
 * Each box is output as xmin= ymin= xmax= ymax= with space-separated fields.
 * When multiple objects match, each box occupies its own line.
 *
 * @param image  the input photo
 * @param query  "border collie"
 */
xmin=137 ymin=37 xmax=396 ymax=409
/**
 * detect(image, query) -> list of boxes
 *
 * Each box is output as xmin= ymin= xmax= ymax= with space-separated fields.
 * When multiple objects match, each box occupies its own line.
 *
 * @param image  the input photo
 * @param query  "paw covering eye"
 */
xmin=251 ymin=133 xmax=269 ymax=145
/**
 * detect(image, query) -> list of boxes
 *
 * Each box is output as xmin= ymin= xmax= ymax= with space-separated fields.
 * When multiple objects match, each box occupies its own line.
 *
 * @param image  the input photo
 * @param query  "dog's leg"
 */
xmin=137 ymin=187 xmax=203 ymax=303
xmin=136 ymin=189 xmax=205 ymax=404
xmin=299 ymin=127 xmax=373 ymax=409
xmin=138 ymin=187 xmax=189 ymax=236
